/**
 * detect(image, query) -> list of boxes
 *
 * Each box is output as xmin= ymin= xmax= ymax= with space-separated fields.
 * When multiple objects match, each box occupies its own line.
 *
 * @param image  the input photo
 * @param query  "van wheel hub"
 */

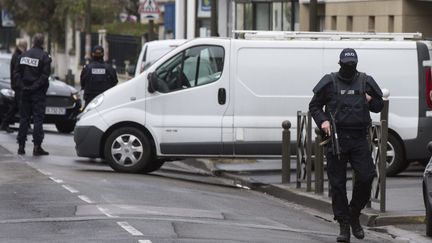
xmin=111 ymin=134 xmax=144 ymax=166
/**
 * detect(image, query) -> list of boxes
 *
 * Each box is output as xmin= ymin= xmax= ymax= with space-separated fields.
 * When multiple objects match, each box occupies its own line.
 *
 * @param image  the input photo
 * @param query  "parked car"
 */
xmin=134 ymin=39 xmax=187 ymax=77
xmin=0 ymin=53 xmax=82 ymax=133
xmin=423 ymin=141 xmax=432 ymax=237
xmin=74 ymin=32 xmax=432 ymax=175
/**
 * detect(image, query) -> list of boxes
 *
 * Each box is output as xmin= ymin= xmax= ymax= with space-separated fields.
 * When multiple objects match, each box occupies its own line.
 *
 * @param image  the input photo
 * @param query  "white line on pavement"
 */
xmin=78 ymin=195 xmax=95 ymax=204
xmin=49 ymin=177 xmax=64 ymax=184
xmin=36 ymin=169 xmax=52 ymax=176
xmin=96 ymin=206 xmax=118 ymax=218
xmin=138 ymin=240 xmax=152 ymax=243
xmin=117 ymin=221 xmax=144 ymax=236
xmin=62 ymin=185 xmax=79 ymax=193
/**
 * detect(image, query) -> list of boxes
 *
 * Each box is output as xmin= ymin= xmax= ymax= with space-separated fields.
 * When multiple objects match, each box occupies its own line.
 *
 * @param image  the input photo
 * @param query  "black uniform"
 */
xmin=0 ymin=48 xmax=23 ymax=131
xmin=309 ymin=71 xmax=384 ymax=223
xmin=14 ymin=46 xmax=51 ymax=146
xmin=80 ymin=60 xmax=118 ymax=106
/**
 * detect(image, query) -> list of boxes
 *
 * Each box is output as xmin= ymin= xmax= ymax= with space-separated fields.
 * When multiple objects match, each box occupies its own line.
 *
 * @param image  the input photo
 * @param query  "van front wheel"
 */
xmin=104 ymin=127 xmax=151 ymax=173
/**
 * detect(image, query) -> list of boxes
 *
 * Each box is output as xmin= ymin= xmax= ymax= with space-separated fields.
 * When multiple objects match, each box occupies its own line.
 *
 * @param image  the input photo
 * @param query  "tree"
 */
xmin=0 ymin=0 xmax=87 ymax=53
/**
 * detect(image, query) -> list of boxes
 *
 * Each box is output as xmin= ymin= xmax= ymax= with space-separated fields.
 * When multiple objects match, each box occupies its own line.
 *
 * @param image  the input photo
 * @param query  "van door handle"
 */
xmin=218 ymin=88 xmax=226 ymax=105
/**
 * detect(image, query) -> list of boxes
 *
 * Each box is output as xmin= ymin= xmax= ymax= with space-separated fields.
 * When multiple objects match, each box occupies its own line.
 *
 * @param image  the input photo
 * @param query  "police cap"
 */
xmin=339 ymin=48 xmax=358 ymax=64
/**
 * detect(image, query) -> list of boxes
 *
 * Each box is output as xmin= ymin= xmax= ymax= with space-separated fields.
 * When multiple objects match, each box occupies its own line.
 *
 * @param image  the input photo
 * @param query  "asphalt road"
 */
xmin=0 ymin=125 xmax=399 ymax=242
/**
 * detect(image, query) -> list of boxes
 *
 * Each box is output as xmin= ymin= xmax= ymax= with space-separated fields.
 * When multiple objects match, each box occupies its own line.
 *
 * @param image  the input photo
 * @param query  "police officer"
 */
xmin=0 ymin=39 xmax=28 ymax=133
xmin=15 ymin=33 xmax=51 ymax=156
xmin=309 ymin=48 xmax=384 ymax=242
xmin=80 ymin=45 xmax=118 ymax=107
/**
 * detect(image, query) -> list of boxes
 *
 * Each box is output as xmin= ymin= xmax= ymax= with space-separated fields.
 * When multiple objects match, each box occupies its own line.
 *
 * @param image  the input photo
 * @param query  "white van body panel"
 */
xmin=231 ymin=40 xmax=419 ymax=155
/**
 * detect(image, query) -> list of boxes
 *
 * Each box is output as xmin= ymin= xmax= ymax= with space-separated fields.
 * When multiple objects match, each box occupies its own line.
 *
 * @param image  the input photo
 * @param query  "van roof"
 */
xmin=234 ymin=31 xmax=423 ymax=41
xmin=143 ymin=39 xmax=186 ymax=48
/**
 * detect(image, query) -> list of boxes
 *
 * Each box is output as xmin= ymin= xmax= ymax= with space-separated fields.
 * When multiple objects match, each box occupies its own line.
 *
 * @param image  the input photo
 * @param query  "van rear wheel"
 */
xmin=104 ymin=127 xmax=151 ymax=173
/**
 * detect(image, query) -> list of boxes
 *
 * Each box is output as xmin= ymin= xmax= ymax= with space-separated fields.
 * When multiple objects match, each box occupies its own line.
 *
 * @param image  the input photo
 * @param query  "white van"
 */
xmin=74 ymin=32 xmax=432 ymax=176
xmin=134 ymin=39 xmax=186 ymax=77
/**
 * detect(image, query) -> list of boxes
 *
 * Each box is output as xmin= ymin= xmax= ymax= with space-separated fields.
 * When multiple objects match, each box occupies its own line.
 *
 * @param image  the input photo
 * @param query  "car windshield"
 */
xmin=0 ymin=58 xmax=10 ymax=79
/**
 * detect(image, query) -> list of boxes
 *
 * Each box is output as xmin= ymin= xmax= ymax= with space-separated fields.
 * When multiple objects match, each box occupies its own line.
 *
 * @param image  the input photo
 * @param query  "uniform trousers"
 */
xmin=326 ymin=130 xmax=376 ymax=222
xmin=17 ymin=91 xmax=46 ymax=145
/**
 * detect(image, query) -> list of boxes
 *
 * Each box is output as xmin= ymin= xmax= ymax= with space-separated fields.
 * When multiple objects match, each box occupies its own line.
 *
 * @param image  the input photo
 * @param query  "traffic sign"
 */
xmin=138 ymin=0 xmax=160 ymax=20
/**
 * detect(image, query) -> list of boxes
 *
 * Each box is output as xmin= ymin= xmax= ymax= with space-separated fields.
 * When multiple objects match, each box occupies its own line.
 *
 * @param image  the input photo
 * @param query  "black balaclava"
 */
xmin=338 ymin=61 xmax=357 ymax=83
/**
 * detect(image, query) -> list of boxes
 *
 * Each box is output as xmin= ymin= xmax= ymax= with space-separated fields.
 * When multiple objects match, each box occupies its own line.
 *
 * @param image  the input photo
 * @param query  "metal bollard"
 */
xmin=314 ymin=127 xmax=324 ymax=194
xmin=282 ymin=120 xmax=291 ymax=183
xmin=379 ymin=89 xmax=390 ymax=212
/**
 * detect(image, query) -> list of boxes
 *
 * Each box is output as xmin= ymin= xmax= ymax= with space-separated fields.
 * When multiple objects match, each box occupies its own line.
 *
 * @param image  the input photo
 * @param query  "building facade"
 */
xmin=300 ymin=0 xmax=432 ymax=38
xmin=175 ymin=0 xmax=432 ymax=39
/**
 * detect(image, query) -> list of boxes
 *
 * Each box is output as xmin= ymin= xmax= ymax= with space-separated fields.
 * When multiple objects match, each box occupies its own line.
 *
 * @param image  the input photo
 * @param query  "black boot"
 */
xmin=337 ymin=222 xmax=351 ymax=242
xmin=18 ymin=144 xmax=25 ymax=155
xmin=33 ymin=145 xmax=49 ymax=156
xmin=350 ymin=215 xmax=365 ymax=239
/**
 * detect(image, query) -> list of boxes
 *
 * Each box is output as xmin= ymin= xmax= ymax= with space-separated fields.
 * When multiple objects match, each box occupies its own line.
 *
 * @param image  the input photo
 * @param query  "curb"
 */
xmin=211 ymin=169 xmax=425 ymax=227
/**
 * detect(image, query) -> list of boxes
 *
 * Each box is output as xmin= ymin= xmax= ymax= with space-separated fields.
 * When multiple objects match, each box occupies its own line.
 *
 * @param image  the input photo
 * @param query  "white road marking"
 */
xmin=49 ymin=177 xmax=64 ymax=183
xmin=138 ymin=240 xmax=152 ymax=243
xmin=78 ymin=195 xmax=94 ymax=204
xmin=96 ymin=206 xmax=118 ymax=218
xmin=62 ymin=185 xmax=79 ymax=193
xmin=36 ymin=169 xmax=52 ymax=176
xmin=117 ymin=221 xmax=143 ymax=236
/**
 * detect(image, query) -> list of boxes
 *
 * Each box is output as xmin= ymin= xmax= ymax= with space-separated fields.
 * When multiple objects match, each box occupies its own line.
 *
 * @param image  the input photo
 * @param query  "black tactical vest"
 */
xmin=325 ymin=72 xmax=371 ymax=128
xmin=86 ymin=62 xmax=111 ymax=94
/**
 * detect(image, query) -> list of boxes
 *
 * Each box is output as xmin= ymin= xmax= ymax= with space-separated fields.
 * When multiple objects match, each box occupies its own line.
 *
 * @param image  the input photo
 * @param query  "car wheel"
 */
xmin=384 ymin=134 xmax=408 ymax=177
xmin=104 ymin=127 xmax=151 ymax=173
xmin=142 ymin=159 xmax=166 ymax=173
xmin=55 ymin=120 xmax=76 ymax=133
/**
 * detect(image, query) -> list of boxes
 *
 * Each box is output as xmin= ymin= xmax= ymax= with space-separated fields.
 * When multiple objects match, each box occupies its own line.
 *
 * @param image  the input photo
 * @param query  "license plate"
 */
xmin=45 ymin=107 xmax=66 ymax=115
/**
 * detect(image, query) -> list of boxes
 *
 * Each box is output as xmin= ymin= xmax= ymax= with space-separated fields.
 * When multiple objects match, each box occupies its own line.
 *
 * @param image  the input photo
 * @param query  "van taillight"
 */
xmin=427 ymin=67 xmax=432 ymax=109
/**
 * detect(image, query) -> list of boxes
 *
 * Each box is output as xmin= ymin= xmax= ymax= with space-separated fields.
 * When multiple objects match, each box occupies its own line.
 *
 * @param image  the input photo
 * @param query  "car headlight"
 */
xmin=72 ymin=92 xmax=80 ymax=101
xmin=84 ymin=94 xmax=104 ymax=113
xmin=0 ymin=88 xmax=15 ymax=98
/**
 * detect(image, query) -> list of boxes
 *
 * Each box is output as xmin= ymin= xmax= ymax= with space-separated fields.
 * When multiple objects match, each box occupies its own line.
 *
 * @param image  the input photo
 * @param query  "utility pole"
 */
xmin=309 ymin=0 xmax=318 ymax=31
xmin=84 ymin=0 xmax=92 ymax=63
xmin=210 ymin=0 xmax=218 ymax=36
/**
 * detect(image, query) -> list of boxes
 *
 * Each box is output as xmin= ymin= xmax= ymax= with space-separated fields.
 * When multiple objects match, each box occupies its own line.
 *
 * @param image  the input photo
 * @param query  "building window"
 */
xmin=331 ymin=16 xmax=337 ymax=30
xmin=347 ymin=16 xmax=353 ymax=32
xmin=368 ymin=16 xmax=375 ymax=32
xmin=388 ymin=15 xmax=394 ymax=32
xmin=234 ymin=1 xmax=299 ymax=31
xmin=254 ymin=3 xmax=271 ymax=30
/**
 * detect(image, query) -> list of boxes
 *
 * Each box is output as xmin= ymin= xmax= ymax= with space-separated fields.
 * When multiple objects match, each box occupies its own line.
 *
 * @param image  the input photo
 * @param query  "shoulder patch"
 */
xmin=92 ymin=68 xmax=106 ymax=75
xmin=20 ymin=57 xmax=39 ymax=67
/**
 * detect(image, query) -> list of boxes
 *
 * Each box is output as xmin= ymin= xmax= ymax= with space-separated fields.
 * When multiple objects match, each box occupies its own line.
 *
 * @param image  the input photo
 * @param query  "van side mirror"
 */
xmin=147 ymin=72 xmax=159 ymax=93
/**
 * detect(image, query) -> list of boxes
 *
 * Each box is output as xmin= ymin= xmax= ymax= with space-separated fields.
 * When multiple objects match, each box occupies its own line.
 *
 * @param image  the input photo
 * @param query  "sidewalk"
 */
xmin=180 ymin=159 xmax=426 ymax=228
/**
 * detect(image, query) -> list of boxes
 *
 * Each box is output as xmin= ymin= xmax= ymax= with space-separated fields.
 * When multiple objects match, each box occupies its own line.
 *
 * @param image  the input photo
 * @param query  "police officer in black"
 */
xmin=80 ymin=45 xmax=118 ymax=107
xmin=309 ymin=48 xmax=384 ymax=242
xmin=0 ymin=39 xmax=28 ymax=133
xmin=15 ymin=33 xmax=51 ymax=156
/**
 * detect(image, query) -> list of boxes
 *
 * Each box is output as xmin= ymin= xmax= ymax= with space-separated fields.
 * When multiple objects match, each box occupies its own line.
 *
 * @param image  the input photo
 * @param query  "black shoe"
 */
xmin=337 ymin=222 xmax=351 ymax=242
xmin=350 ymin=216 xmax=365 ymax=239
xmin=33 ymin=145 xmax=49 ymax=156
xmin=18 ymin=145 xmax=25 ymax=155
